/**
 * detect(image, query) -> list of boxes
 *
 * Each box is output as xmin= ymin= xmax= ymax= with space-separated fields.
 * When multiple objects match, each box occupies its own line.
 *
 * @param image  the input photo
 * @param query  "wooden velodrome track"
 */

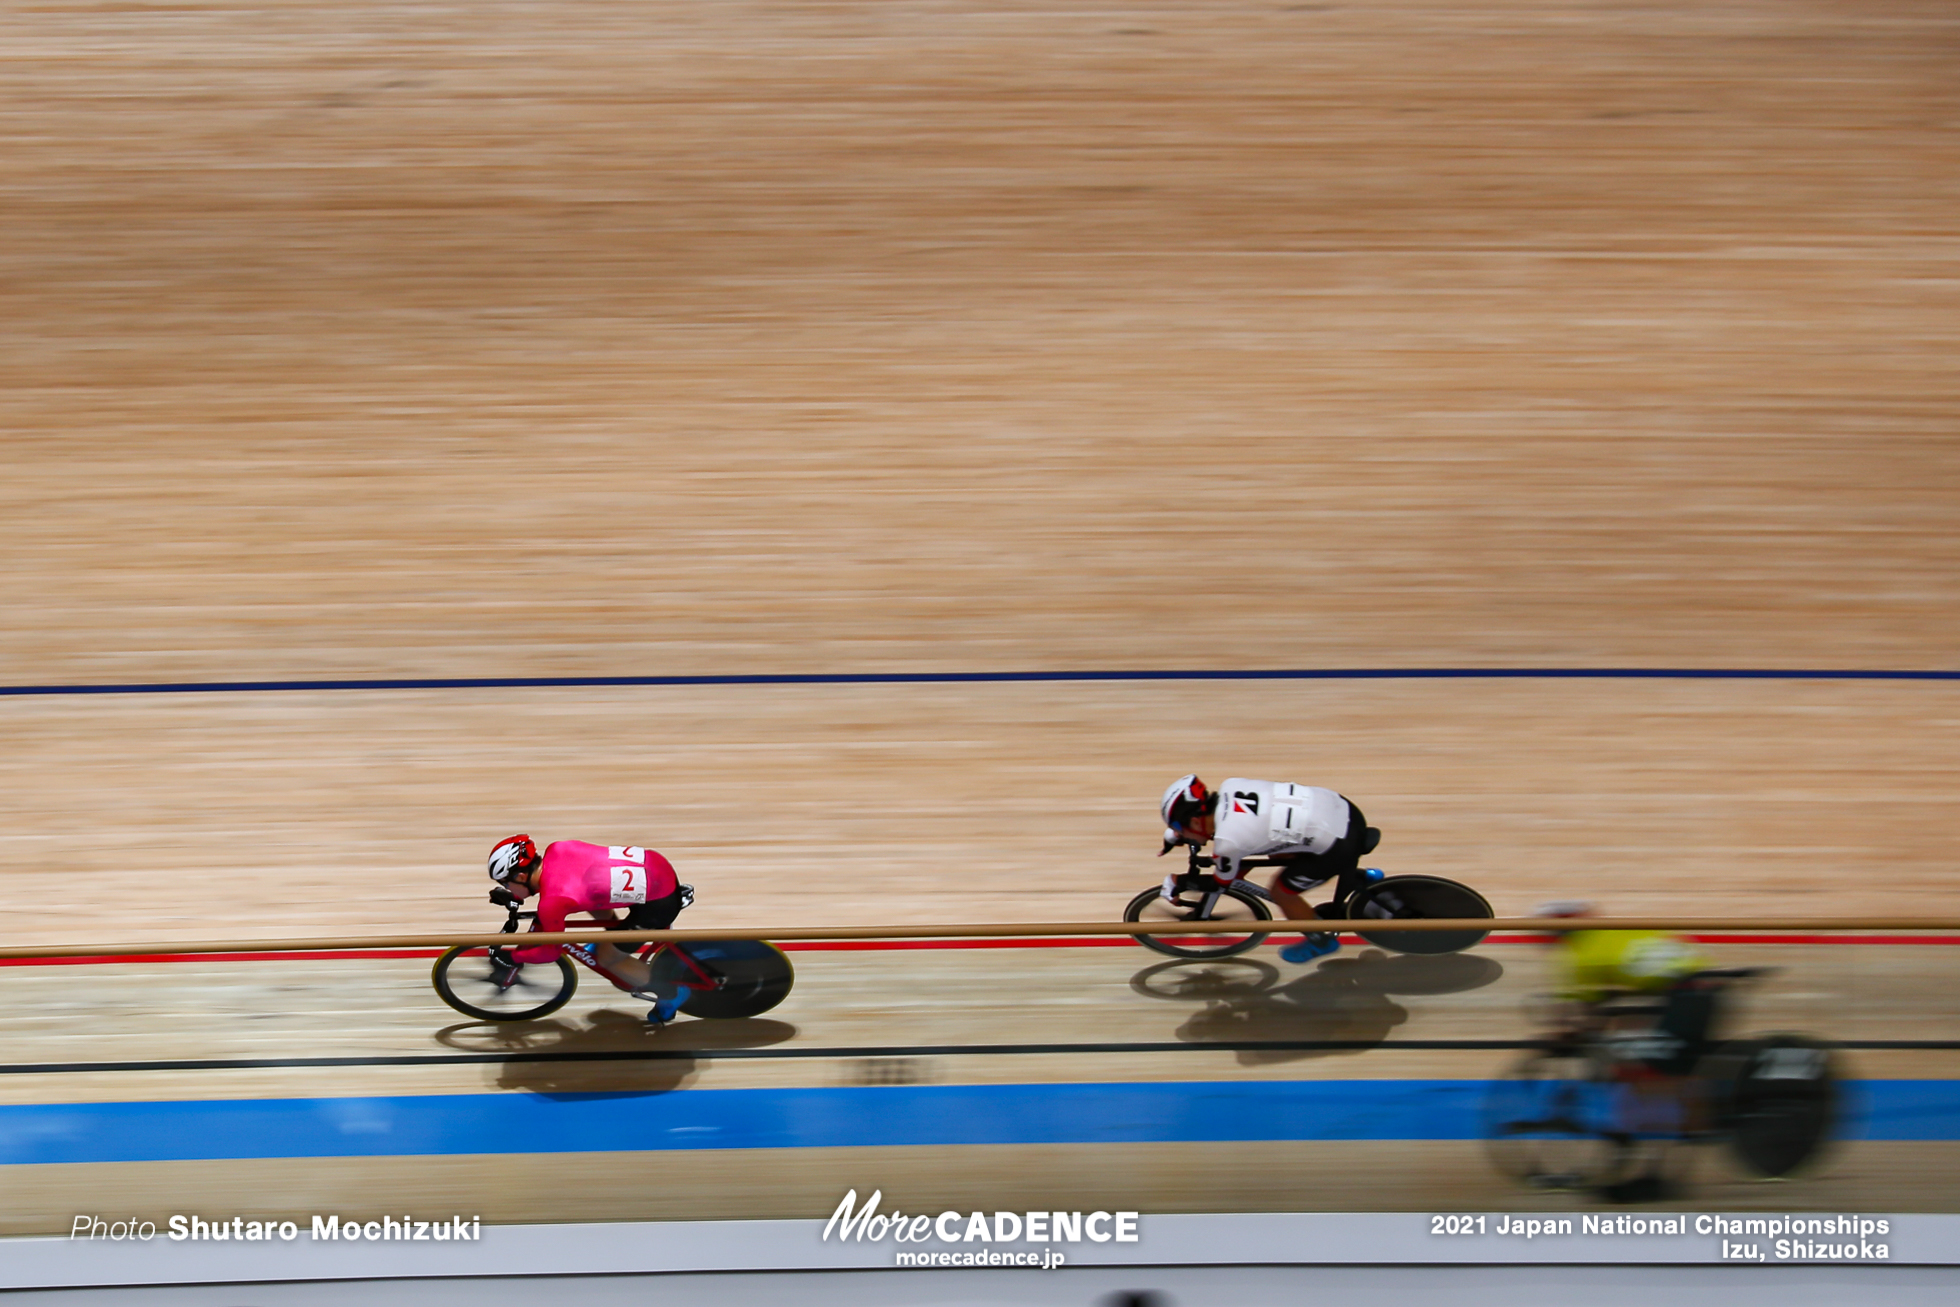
xmin=2 ymin=0 xmax=1958 ymax=1236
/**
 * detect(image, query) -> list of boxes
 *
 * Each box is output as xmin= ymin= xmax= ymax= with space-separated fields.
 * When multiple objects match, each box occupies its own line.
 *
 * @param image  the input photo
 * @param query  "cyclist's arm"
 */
xmin=511 ymin=894 xmax=575 ymax=965
xmin=1551 ymin=936 xmax=1604 ymax=1004
xmin=1211 ymin=848 xmax=1242 ymax=884
xmin=1623 ymin=935 xmax=1708 ymax=988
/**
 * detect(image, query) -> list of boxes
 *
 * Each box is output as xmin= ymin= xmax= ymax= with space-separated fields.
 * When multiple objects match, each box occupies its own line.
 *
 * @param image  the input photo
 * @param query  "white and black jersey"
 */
xmin=1210 ymin=779 xmax=1353 ymax=884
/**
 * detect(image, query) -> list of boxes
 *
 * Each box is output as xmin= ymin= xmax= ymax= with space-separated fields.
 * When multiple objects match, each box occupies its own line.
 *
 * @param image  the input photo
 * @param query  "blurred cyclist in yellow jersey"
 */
xmin=1549 ymin=908 xmax=1706 ymax=1001
xmin=1536 ymin=905 xmax=1724 ymax=1199
xmin=1537 ymin=902 xmax=1718 ymax=1068
xmin=1537 ymin=902 xmax=1725 ymax=1200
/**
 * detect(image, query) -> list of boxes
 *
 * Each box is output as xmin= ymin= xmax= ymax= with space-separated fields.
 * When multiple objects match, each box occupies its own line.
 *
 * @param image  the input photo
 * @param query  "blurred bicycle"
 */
xmin=1483 ymin=961 xmax=1839 ymax=1201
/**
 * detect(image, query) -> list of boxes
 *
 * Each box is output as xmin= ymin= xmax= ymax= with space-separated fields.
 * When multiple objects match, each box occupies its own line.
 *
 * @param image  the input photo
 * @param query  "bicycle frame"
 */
xmin=623 ymin=938 xmax=723 ymax=990
xmin=1162 ymin=871 xmax=1267 ymax=920
xmin=1573 ymin=968 xmax=1769 ymax=1052
xmin=1536 ymin=970 xmax=1775 ymax=1136
xmin=1168 ymin=845 xmax=1338 ymax=905
xmin=488 ymin=903 xmax=726 ymax=993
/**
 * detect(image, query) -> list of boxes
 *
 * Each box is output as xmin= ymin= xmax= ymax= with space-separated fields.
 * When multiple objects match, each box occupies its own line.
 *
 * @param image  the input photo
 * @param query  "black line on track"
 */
xmin=3 ymin=668 xmax=1958 ymax=698
xmin=6 ymin=1038 xmax=1957 ymax=1076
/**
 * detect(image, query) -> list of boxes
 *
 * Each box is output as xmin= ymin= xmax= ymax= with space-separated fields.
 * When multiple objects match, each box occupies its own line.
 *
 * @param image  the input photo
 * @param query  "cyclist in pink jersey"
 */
xmin=486 ymin=835 xmax=694 ymax=1024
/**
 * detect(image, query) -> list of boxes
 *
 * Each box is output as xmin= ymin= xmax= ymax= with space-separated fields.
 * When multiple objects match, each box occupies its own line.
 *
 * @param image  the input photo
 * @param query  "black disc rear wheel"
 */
xmin=1717 ymin=1035 xmax=1840 ymax=1177
xmin=1345 ymin=875 xmax=1493 ymax=954
xmin=648 ymin=939 xmax=795 ymax=1019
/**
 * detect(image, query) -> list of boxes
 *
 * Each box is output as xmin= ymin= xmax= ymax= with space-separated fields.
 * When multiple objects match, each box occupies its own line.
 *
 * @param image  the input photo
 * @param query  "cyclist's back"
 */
xmin=1211 ymin=779 xmax=1354 ymax=877
xmin=511 ymin=840 xmax=680 ymax=964
xmin=1557 ymin=928 xmax=1708 ymax=1004
xmin=1539 ymin=907 xmax=1719 ymax=1081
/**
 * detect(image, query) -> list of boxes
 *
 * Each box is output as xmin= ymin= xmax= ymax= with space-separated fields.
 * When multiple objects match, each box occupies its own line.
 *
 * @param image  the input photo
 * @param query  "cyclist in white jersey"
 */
xmin=1160 ymin=775 xmax=1382 ymax=964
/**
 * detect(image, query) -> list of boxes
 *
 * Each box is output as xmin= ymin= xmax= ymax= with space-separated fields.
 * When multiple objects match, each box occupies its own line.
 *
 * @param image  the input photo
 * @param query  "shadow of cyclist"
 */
xmin=434 ymin=1008 xmax=797 ymax=1098
xmin=1132 ymin=949 xmax=1503 ymax=1065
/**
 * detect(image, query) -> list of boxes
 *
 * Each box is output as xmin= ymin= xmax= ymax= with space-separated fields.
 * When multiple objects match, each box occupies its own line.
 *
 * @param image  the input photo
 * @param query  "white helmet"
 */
xmin=487 ymin=834 xmax=540 ymax=883
xmin=1160 ymin=775 xmax=1214 ymax=832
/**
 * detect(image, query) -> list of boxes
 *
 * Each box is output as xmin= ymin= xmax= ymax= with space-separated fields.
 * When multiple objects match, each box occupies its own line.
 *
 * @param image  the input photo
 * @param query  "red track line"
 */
xmin=1679 ymin=933 xmax=1960 ymax=946
xmin=0 ymin=949 xmax=448 ymax=968
xmin=3 ymin=931 xmax=1958 ymax=968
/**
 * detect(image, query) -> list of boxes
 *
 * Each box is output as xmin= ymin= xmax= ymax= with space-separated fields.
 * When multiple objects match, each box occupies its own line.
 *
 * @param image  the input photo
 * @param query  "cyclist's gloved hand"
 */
xmin=677 ymin=883 xmax=695 ymax=910
xmin=488 ymin=951 xmax=522 ymax=987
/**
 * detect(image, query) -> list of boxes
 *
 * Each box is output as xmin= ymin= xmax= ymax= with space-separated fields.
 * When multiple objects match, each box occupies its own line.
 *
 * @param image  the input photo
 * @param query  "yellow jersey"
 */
xmin=1556 ymin=929 xmax=1707 ymax=1002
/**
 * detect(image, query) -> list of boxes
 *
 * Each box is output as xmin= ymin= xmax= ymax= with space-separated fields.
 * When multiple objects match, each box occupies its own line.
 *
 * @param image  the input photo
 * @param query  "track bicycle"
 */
xmin=431 ymin=891 xmax=794 ymax=1023
xmin=1123 ymin=844 xmax=1495 ymax=960
xmin=1482 ymin=967 xmax=1839 ymax=1194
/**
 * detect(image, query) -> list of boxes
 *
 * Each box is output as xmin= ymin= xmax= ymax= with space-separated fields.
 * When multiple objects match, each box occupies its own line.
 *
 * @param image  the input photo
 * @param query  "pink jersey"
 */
xmin=512 ymin=840 xmax=678 ymax=964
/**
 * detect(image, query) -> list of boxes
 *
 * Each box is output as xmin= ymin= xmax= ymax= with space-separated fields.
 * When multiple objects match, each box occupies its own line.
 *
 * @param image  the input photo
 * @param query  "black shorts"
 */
xmin=1272 ymin=800 xmax=1370 ymax=893
xmin=612 ymin=890 xmax=686 ymax=936
xmin=1643 ymin=977 xmax=1724 ymax=1076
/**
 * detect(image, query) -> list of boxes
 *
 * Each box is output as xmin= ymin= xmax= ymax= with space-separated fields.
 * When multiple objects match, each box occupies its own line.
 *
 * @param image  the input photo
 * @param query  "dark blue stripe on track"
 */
xmin=2 ymin=1080 xmax=1954 ymax=1164
xmin=2 ymin=669 xmax=1957 ymax=698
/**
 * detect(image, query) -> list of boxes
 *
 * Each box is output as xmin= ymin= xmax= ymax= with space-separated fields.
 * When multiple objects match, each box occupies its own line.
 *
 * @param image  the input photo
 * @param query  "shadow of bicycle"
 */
xmin=434 ymin=1008 xmax=798 ymax=1098
xmin=1131 ymin=949 xmax=1503 ymax=1065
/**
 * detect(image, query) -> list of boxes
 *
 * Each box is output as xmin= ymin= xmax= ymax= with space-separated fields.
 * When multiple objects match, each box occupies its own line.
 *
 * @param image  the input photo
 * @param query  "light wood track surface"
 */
xmin=1 ymin=941 xmax=1956 ymax=1231
xmin=1 ymin=9 xmax=1956 ymax=940
xmin=5 ymin=1 xmax=1958 ymax=1238
xmin=3 ymin=943 xmax=1952 ymax=1108
xmin=2 ymin=679 xmax=1958 ymax=942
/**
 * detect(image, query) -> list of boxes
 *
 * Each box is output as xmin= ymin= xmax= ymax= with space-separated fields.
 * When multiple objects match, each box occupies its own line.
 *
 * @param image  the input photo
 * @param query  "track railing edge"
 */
xmin=6 ymin=918 xmax=1960 ymax=961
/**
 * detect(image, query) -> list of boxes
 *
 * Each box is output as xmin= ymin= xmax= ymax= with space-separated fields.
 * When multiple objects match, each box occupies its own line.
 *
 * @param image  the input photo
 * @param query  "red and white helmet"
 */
xmin=487 ymin=834 xmax=540 ymax=883
xmin=1160 ymin=774 xmax=1215 ymax=832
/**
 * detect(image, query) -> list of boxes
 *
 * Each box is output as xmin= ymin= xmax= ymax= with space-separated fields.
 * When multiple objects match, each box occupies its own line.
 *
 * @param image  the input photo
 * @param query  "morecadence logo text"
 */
xmin=822 ymin=1189 xmax=1139 ymax=1270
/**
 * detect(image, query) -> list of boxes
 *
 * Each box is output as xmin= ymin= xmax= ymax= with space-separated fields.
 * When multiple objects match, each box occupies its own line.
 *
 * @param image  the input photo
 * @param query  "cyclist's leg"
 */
xmin=594 ymin=891 xmax=687 ymax=992
xmin=1318 ymin=801 xmax=1375 ymax=911
xmin=1655 ymin=978 xmax=1720 ymax=1075
xmin=1270 ymin=861 xmax=1341 ymax=962
xmin=619 ymin=889 xmax=686 ymax=936
xmin=1592 ymin=983 xmax=1718 ymax=1196
xmin=1266 ymin=864 xmax=1319 ymax=922
xmin=587 ymin=942 xmax=649 ymax=991
xmin=1596 ymin=1038 xmax=1689 ymax=1201
xmin=1346 ymin=798 xmax=1382 ymax=857
xmin=625 ymin=892 xmax=693 ymax=1022
xmin=1658 ymin=977 xmax=1724 ymax=1134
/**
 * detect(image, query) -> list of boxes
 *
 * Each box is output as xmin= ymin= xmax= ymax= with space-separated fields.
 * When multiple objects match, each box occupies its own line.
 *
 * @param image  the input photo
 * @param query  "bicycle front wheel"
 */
xmin=431 ymin=946 xmax=578 ymax=1022
xmin=650 ymin=939 xmax=795 ymax=1019
xmin=1123 ymin=883 xmax=1273 ymax=959
xmin=1346 ymin=875 xmax=1493 ymax=955
xmin=1482 ymin=1046 xmax=1634 ymax=1192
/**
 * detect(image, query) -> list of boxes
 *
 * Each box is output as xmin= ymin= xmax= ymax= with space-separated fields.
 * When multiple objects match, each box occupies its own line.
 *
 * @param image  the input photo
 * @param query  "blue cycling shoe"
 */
xmin=1280 ymin=933 xmax=1341 ymax=965
xmin=646 ymin=985 xmax=692 ymax=1026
